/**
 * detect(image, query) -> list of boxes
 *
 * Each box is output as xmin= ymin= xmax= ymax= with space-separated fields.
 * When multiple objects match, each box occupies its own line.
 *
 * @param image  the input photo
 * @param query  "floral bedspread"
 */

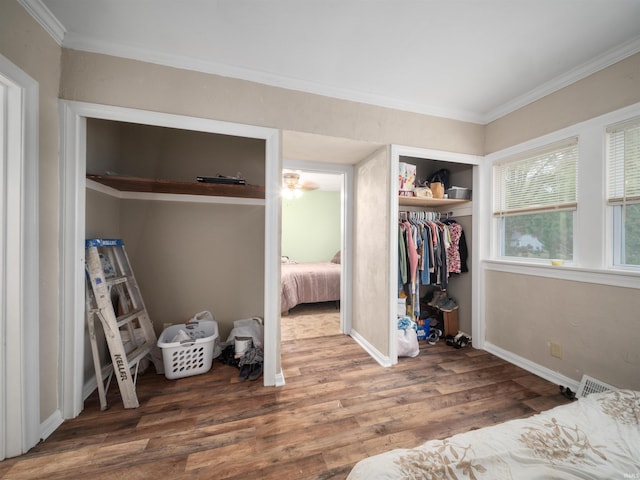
xmin=347 ymin=390 xmax=640 ymax=480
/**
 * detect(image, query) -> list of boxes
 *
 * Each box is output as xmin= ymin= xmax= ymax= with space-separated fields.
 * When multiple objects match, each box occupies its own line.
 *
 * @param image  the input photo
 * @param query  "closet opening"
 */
xmin=391 ymin=146 xmax=482 ymax=364
xmin=60 ymin=101 xmax=281 ymax=420
xmin=84 ymin=119 xmax=268 ymax=389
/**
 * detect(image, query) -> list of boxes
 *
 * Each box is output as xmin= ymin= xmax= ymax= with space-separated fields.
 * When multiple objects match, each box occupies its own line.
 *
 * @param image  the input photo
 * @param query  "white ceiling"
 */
xmin=26 ymin=0 xmax=640 ymax=125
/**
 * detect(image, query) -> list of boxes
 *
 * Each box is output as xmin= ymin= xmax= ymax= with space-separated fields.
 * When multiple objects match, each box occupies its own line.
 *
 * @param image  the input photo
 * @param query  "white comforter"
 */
xmin=348 ymin=389 xmax=640 ymax=479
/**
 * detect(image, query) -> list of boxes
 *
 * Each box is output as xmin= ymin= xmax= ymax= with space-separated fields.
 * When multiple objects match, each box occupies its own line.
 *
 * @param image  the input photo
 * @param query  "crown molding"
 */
xmin=60 ymin=29 xmax=640 ymax=126
xmin=18 ymin=0 xmax=65 ymax=45
xmin=22 ymin=1 xmax=640 ymax=126
xmin=484 ymin=35 xmax=640 ymax=124
xmin=61 ymin=31 xmax=486 ymax=125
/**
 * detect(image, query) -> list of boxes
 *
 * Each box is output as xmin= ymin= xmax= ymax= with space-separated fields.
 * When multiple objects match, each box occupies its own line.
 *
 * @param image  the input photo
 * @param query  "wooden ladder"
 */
xmin=85 ymin=238 xmax=163 ymax=409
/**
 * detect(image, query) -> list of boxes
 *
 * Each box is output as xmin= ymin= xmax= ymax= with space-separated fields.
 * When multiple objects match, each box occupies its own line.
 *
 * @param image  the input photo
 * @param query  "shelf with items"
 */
xmin=86 ymin=174 xmax=266 ymax=205
xmin=398 ymin=196 xmax=470 ymax=209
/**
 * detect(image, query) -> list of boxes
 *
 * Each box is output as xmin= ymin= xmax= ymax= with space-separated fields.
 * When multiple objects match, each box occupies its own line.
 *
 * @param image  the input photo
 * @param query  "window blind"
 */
xmin=607 ymin=117 xmax=640 ymax=205
xmin=493 ymin=138 xmax=578 ymax=216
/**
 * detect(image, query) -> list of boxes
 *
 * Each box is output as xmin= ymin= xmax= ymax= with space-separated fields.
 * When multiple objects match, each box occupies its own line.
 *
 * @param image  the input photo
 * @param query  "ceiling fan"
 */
xmin=282 ymin=171 xmax=319 ymax=197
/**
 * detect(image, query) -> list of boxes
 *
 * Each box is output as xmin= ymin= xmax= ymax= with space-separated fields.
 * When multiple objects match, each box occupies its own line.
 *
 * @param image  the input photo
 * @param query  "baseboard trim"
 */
xmin=350 ymin=329 xmax=393 ymax=367
xmin=484 ymin=341 xmax=580 ymax=391
xmin=40 ymin=410 xmax=64 ymax=441
xmin=274 ymin=370 xmax=286 ymax=387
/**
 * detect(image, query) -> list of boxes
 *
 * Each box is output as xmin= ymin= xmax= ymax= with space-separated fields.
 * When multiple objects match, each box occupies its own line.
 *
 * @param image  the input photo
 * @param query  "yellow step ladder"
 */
xmin=85 ymin=238 xmax=163 ymax=409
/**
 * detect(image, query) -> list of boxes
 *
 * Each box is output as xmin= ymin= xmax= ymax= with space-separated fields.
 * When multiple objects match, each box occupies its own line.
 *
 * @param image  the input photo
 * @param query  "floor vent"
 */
xmin=576 ymin=375 xmax=618 ymax=398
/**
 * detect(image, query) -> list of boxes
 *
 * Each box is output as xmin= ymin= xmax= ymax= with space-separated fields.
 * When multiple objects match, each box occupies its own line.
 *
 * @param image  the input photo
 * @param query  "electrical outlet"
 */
xmin=550 ymin=342 xmax=563 ymax=359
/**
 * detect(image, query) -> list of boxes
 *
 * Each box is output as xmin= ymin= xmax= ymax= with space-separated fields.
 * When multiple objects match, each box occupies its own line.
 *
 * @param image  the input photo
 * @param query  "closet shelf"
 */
xmin=398 ymin=196 xmax=470 ymax=208
xmin=87 ymin=174 xmax=266 ymax=199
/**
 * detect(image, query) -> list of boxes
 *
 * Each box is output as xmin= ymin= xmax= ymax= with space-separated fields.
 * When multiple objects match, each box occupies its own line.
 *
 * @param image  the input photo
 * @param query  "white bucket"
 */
xmin=234 ymin=336 xmax=253 ymax=358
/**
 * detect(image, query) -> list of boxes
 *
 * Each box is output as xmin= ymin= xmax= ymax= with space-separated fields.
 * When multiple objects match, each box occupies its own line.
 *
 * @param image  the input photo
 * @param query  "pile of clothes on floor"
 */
xmin=218 ymin=317 xmax=264 ymax=382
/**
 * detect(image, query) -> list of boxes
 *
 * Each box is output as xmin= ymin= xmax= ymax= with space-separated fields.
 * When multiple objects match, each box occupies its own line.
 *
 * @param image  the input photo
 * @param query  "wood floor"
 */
xmin=281 ymin=302 xmax=341 ymax=341
xmin=1 ymin=305 xmax=571 ymax=479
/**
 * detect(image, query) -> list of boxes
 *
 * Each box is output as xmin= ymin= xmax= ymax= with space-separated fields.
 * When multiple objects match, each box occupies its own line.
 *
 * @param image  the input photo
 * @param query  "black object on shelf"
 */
xmin=196 ymin=175 xmax=246 ymax=185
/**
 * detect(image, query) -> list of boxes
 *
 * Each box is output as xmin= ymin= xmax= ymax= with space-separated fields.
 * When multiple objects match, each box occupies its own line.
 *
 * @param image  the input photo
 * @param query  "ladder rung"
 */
xmin=126 ymin=343 xmax=153 ymax=368
xmin=106 ymin=275 xmax=131 ymax=287
xmin=116 ymin=307 xmax=146 ymax=328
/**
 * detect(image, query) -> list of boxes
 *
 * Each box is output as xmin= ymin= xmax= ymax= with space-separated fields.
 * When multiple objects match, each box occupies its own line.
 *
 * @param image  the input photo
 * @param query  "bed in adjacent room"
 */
xmin=281 ymin=252 xmax=341 ymax=313
xmin=347 ymin=389 xmax=640 ymax=479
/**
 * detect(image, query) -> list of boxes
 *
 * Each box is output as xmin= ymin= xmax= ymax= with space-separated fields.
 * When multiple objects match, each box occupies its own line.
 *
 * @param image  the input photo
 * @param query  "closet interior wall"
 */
xmin=399 ymin=156 xmax=473 ymax=335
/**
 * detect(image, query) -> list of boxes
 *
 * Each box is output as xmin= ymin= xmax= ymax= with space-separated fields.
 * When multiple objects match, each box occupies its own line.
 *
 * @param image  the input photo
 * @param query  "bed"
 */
xmin=348 ymin=389 xmax=640 ymax=479
xmin=281 ymin=256 xmax=341 ymax=313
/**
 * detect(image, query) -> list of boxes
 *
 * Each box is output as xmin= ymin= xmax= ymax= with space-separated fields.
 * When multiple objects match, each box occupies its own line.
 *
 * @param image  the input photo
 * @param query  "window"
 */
xmin=607 ymin=117 xmax=640 ymax=267
xmin=493 ymin=139 xmax=578 ymax=260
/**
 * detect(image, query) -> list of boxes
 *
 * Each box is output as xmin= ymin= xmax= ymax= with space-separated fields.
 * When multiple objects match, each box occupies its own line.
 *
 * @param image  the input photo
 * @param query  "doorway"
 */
xmin=281 ymin=168 xmax=346 ymax=341
xmin=281 ymin=160 xmax=353 ymax=342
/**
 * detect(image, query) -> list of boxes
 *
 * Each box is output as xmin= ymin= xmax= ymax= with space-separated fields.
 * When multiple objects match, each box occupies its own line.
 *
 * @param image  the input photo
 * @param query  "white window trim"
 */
xmin=484 ymin=101 xmax=640 ymax=289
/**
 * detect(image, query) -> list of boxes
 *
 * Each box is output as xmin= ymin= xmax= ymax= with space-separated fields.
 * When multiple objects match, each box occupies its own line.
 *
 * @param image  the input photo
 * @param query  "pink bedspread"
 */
xmin=281 ymin=262 xmax=341 ymax=312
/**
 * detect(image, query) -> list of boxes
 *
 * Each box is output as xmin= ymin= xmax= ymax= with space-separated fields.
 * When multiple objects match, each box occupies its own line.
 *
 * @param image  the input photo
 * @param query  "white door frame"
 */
xmin=59 ymin=101 xmax=281 ymax=418
xmin=282 ymin=159 xmax=353 ymax=335
xmin=0 ymin=54 xmax=39 ymax=459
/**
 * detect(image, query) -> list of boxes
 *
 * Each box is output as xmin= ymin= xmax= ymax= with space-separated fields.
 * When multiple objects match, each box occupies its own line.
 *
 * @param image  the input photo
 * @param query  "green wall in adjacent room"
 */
xmin=282 ymin=190 xmax=341 ymax=263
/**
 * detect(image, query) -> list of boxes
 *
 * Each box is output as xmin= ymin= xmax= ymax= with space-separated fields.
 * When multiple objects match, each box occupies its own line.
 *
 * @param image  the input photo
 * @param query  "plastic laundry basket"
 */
xmin=157 ymin=319 xmax=218 ymax=380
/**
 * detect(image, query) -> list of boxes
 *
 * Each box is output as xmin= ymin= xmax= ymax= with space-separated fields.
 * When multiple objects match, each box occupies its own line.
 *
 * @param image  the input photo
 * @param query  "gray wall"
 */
xmin=120 ymin=200 xmax=265 ymax=342
xmin=486 ymin=271 xmax=640 ymax=389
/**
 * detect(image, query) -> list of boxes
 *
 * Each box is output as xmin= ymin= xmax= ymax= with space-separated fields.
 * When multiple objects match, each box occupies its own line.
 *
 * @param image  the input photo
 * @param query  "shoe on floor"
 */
xmin=453 ymin=335 xmax=470 ymax=349
xmin=249 ymin=363 xmax=263 ymax=381
xmin=427 ymin=328 xmax=441 ymax=345
xmin=238 ymin=364 xmax=251 ymax=381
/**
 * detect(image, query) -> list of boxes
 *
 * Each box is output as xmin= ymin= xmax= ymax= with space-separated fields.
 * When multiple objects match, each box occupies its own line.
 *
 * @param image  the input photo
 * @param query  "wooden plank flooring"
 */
xmin=1 ymin=310 xmax=571 ymax=479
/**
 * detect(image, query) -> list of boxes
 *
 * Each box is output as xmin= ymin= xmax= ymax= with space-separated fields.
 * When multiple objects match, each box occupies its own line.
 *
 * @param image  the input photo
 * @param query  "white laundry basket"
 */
xmin=157 ymin=318 xmax=218 ymax=380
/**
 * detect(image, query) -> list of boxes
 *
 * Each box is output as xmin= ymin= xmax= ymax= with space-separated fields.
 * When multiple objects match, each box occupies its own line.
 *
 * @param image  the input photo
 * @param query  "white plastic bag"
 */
xmin=190 ymin=310 xmax=214 ymax=324
xmin=397 ymin=328 xmax=419 ymax=357
xmin=223 ymin=317 xmax=264 ymax=349
xmin=170 ymin=329 xmax=191 ymax=343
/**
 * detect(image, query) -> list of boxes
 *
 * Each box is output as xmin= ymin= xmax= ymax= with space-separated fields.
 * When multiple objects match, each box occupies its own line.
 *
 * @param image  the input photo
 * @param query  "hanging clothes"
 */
xmin=398 ymin=211 xmax=467 ymax=293
xmin=443 ymin=218 xmax=469 ymax=273
xmin=400 ymin=221 xmax=420 ymax=319
xmin=445 ymin=221 xmax=462 ymax=274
